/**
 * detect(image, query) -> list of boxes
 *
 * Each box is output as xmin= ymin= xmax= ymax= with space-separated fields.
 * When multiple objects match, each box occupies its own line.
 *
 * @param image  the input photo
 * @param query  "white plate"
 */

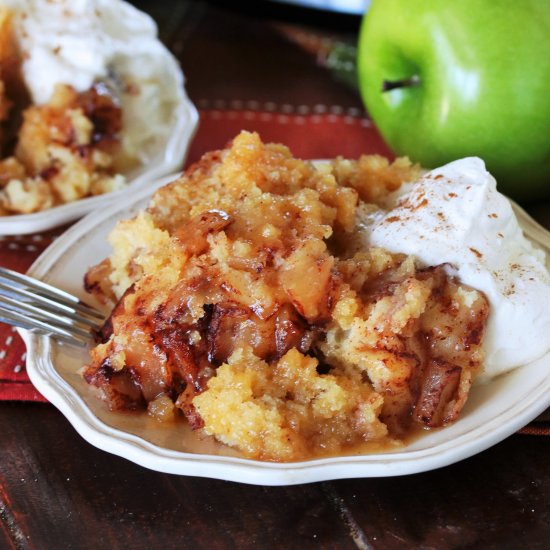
xmin=0 ymin=81 xmax=199 ymax=236
xmin=20 ymin=178 xmax=550 ymax=485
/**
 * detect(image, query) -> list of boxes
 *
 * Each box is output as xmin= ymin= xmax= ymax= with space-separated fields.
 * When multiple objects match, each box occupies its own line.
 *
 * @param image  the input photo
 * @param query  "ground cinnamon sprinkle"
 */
xmin=470 ymin=248 xmax=483 ymax=259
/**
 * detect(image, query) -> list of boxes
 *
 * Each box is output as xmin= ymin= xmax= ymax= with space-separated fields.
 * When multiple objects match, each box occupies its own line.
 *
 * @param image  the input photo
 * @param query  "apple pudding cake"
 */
xmin=82 ymin=131 xmax=491 ymax=461
xmin=0 ymin=1 xmax=186 ymax=215
xmin=0 ymin=8 xmax=125 ymax=215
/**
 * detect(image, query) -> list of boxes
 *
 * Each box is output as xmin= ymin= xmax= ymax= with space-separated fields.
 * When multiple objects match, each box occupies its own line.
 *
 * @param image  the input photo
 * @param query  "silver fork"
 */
xmin=0 ymin=267 xmax=104 ymax=346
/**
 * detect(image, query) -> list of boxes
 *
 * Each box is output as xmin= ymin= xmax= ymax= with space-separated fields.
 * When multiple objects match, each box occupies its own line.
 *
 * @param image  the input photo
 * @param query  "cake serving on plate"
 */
xmin=0 ymin=0 xmax=185 ymax=215
xmin=81 ymin=131 xmax=550 ymax=462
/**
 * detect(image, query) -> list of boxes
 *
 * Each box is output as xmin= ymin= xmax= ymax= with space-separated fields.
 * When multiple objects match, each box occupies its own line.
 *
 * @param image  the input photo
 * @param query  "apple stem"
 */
xmin=382 ymin=75 xmax=421 ymax=92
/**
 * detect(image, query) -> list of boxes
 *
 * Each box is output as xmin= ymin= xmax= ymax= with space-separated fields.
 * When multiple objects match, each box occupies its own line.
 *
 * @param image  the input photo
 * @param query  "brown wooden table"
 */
xmin=0 ymin=2 xmax=548 ymax=548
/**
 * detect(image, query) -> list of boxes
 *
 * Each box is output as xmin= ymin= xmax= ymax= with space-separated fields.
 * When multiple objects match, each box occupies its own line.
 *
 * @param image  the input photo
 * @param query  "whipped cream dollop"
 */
xmin=361 ymin=157 xmax=550 ymax=381
xmin=2 ymin=0 xmax=185 ymax=167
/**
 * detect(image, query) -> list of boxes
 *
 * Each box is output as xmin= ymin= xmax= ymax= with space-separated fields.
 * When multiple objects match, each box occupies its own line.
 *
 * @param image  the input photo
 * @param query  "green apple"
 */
xmin=357 ymin=0 xmax=550 ymax=201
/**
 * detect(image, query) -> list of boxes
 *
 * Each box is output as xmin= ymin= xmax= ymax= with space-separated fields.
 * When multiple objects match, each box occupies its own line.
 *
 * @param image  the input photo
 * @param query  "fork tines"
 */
xmin=0 ymin=267 xmax=104 ymax=346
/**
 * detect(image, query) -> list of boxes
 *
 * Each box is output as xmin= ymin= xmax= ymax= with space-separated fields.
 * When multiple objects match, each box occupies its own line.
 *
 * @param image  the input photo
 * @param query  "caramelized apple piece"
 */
xmin=84 ymin=258 xmax=116 ymax=304
xmin=413 ymin=359 xmax=462 ymax=427
xmin=280 ymin=240 xmax=335 ymax=322
xmin=83 ymin=360 xmax=144 ymax=411
xmin=173 ymin=210 xmax=232 ymax=256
